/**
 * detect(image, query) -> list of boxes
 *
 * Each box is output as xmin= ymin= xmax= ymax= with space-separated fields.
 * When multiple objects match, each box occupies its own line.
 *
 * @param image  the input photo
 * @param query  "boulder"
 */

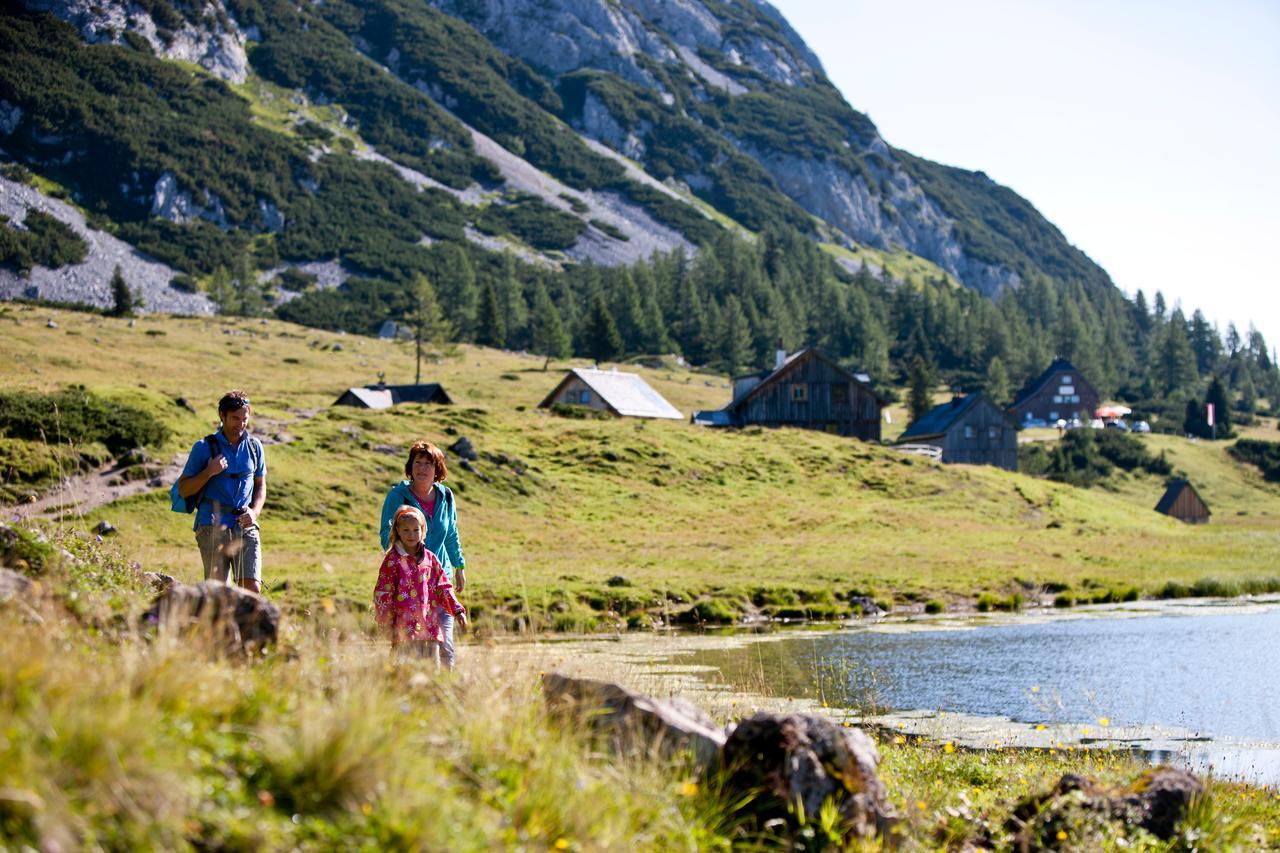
xmin=720 ymin=712 xmax=898 ymax=840
xmin=542 ymin=673 xmax=725 ymax=769
xmin=0 ymin=567 xmax=35 ymax=601
xmin=605 ymin=575 xmax=630 ymax=587
xmin=848 ymin=596 xmax=885 ymax=617
xmin=94 ymin=520 xmax=117 ymax=536
xmin=449 ymin=436 xmax=478 ymax=460
xmin=140 ymin=571 xmax=177 ymax=592
xmin=141 ymin=580 xmax=279 ymax=654
xmin=1007 ymin=766 xmax=1205 ymax=848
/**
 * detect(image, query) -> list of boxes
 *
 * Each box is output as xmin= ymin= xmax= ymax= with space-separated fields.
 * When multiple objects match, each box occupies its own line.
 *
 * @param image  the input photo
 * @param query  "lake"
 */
xmin=687 ymin=602 xmax=1280 ymax=785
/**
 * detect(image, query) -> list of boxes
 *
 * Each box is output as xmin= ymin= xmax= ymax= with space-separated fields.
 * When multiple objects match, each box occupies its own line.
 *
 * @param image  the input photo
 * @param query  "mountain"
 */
xmin=1 ymin=0 xmax=1108 ymax=295
xmin=5 ymin=0 xmax=1278 ymax=419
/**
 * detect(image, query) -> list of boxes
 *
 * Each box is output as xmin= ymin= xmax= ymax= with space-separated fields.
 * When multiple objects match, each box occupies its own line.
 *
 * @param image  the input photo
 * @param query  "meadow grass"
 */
xmin=4 ymin=304 xmax=1280 ymax=630
xmin=3 ymin=539 xmax=1278 ymax=850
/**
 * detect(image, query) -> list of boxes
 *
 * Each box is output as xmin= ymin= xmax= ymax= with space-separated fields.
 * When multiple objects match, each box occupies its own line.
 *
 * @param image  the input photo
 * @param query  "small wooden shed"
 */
xmin=1154 ymin=479 xmax=1210 ymax=524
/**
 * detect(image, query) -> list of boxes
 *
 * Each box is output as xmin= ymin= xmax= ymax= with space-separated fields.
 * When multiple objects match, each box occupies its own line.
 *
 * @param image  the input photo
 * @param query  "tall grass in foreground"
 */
xmin=3 ymin=534 xmax=1280 ymax=850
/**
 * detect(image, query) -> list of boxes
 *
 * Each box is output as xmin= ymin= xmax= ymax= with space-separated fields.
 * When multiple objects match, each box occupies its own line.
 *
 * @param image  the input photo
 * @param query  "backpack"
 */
xmin=169 ymin=434 xmax=262 ymax=513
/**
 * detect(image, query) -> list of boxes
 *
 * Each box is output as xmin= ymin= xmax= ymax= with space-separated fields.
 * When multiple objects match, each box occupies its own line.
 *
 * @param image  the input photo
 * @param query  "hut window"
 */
xmin=987 ymin=426 xmax=1000 ymax=441
xmin=580 ymin=390 xmax=591 ymax=404
xmin=790 ymin=384 xmax=808 ymax=402
xmin=963 ymin=425 xmax=976 ymax=439
xmin=832 ymin=383 xmax=849 ymax=405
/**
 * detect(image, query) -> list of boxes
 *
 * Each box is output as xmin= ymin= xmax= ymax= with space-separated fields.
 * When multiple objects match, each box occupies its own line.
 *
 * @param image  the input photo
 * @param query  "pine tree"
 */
xmin=434 ymin=244 xmax=477 ymax=340
xmin=984 ymin=356 xmax=1010 ymax=406
xmin=1205 ymin=375 xmax=1233 ymax=438
xmin=410 ymin=275 xmax=453 ymax=384
xmin=530 ymin=280 xmax=571 ymax=369
xmin=497 ymin=253 xmax=528 ymax=349
xmin=907 ymin=356 xmax=935 ymax=425
xmin=582 ymin=291 xmax=623 ymax=363
xmin=109 ymin=265 xmax=135 ymax=317
xmin=718 ymin=294 xmax=751 ymax=373
xmin=1153 ymin=311 xmax=1198 ymax=395
xmin=475 ymin=278 xmax=506 ymax=349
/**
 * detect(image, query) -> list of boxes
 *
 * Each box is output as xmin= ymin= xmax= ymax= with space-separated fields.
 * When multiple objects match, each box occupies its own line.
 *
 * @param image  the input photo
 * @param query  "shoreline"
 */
xmin=497 ymin=592 xmax=1280 ymax=787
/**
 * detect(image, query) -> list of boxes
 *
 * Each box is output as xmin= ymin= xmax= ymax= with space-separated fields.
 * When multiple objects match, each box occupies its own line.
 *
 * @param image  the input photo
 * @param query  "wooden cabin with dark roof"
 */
xmin=898 ymin=392 xmax=1019 ymax=471
xmin=333 ymin=383 xmax=452 ymax=409
xmin=1155 ymin=479 xmax=1210 ymax=524
xmin=693 ymin=347 xmax=885 ymax=441
xmin=1009 ymin=358 xmax=1099 ymax=427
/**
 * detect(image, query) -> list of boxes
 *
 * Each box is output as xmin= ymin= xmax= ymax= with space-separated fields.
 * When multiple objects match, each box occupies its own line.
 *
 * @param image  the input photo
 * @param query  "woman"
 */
xmin=379 ymin=441 xmax=467 ymax=668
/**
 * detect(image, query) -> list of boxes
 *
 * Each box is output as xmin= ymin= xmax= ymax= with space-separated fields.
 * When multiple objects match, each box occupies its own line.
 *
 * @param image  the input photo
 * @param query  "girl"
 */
xmin=373 ymin=505 xmax=467 ymax=663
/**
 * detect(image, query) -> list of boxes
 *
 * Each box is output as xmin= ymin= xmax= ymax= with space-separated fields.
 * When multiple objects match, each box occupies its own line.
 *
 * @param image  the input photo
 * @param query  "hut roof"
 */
xmin=727 ymin=348 xmax=885 ymax=412
xmin=539 ymin=368 xmax=683 ymax=419
xmin=1155 ymin=479 xmax=1211 ymax=516
xmin=333 ymin=383 xmax=451 ymax=409
xmin=1010 ymin=357 xmax=1085 ymax=408
xmin=899 ymin=393 xmax=986 ymax=441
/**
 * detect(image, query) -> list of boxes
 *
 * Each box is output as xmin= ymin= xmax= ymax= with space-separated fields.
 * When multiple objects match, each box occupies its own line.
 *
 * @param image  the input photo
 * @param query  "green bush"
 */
xmin=1052 ymin=593 xmax=1075 ymax=608
xmin=1229 ymin=439 xmax=1280 ymax=482
xmin=0 ymin=388 xmax=169 ymax=455
xmin=923 ymin=599 xmax=944 ymax=614
xmin=0 ymin=210 xmax=88 ymax=275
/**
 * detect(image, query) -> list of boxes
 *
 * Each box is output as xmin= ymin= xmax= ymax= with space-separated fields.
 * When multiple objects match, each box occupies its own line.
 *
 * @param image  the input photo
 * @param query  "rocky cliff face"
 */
xmin=25 ymin=0 xmax=251 ymax=82
xmin=425 ymin=0 xmax=1023 ymax=295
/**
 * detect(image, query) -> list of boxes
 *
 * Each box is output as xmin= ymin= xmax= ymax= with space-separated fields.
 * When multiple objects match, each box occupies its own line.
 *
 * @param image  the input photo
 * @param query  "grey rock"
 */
xmin=720 ymin=712 xmax=898 ymax=840
xmin=46 ymin=319 xmax=58 ymax=329
xmin=605 ymin=575 xmax=630 ymax=587
xmin=26 ymin=0 xmax=250 ymax=83
xmin=542 ymin=673 xmax=726 ymax=769
xmin=93 ymin=520 xmax=116 ymax=536
xmin=0 ymin=100 xmax=22 ymax=135
xmin=0 ymin=567 xmax=35 ymax=601
xmin=449 ymin=436 xmax=479 ymax=460
xmin=0 ymin=175 xmax=215 ymax=315
xmin=848 ymin=596 xmax=885 ymax=617
xmin=141 ymin=580 xmax=280 ymax=653
xmin=118 ymin=447 xmax=148 ymax=467
xmin=140 ymin=571 xmax=177 ymax=592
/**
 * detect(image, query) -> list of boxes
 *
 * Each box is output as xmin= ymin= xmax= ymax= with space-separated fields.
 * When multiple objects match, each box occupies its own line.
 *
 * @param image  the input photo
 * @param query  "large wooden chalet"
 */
xmin=897 ymin=392 xmax=1019 ymax=471
xmin=694 ymin=347 xmax=885 ymax=441
xmin=1009 ymin=358 xmax=1099 ymax=427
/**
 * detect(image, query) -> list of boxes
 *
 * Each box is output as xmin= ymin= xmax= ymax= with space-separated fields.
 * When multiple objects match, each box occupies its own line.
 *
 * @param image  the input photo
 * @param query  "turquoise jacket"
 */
xmin=379 ymin=481 xmax=465 ymax=579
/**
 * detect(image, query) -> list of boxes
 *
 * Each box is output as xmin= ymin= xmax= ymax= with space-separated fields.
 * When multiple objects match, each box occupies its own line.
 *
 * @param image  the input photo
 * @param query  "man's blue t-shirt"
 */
xmin=181 ymin=430 xmax=266 ymax=530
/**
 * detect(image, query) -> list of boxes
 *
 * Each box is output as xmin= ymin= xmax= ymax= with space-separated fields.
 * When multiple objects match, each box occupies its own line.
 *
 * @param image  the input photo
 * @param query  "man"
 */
xmin=177 ymin=390 xmax=267 ymax=593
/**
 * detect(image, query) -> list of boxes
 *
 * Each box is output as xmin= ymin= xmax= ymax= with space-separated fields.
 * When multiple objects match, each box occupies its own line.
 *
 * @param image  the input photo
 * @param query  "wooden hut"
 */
xmin=538 ymin=367 xmax=683 ymax=419
xmin=693 ymin=347 xmax=884 ymax=441
xmin=333 ymin=383 xmax=452 ymax=409
xmin=1009 ymin=358 xmax=1099 ymax=427
xmin=1155 ymin=479 xmax=1211 ymax=524
xmin=897 ymin=392 xmax=1018 ymax=471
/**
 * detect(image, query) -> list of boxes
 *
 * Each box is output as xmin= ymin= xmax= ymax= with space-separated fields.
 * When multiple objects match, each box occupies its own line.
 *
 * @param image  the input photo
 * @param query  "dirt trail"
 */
xmin=7 ymin=411 xmax=313 ymax=522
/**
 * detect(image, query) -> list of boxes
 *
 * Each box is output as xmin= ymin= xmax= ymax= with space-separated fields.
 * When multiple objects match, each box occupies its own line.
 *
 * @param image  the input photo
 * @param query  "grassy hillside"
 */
xmin=4 ymin=305 xmax=1279 ymax=631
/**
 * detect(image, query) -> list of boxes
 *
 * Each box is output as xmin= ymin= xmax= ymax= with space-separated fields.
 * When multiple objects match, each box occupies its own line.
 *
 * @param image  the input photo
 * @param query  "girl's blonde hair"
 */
xmin=390 ymin=505 xmax=427 ymax=552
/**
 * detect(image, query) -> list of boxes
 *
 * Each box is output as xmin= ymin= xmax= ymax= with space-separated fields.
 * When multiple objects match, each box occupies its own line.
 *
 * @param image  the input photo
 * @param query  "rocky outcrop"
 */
xmin=0 ymin=175 xmax=215 ymax=314
xmin=141 ymin=580 xmax=280 ymax=654
xmin=721 ymin=712 xmax=898 ymax=840
xmin=541 ymin=674 xmax=898 ymax=842
xmin=739 ymin=141 xmax=1021 ymax=297
xmin=1006 ymin=767 xmax=1205 ymax=847
xmin=25 ymin=0 xmax=251 ymax=83
xmin=543 ymin=673 xmax=726 ymax=768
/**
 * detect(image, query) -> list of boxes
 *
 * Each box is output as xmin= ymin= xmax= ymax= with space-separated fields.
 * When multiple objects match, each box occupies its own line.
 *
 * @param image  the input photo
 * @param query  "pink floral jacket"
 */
xmin=373 ymin=543 xmax=465 ymax=643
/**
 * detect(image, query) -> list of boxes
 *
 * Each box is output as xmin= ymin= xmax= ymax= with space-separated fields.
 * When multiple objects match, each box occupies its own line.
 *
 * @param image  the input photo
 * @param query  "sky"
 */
xmin=768 ymin=0 xmax=1280 ymax=350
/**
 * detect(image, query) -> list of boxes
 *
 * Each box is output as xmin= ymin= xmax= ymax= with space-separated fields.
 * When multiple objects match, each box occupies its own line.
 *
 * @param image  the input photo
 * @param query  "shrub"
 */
xmin=1229 ymin=439 xmax=1280 ymax=482
xmin=1053 ymin=593 xmax=1075 ymax=608
xmin=923 ymin=599 xmax=944 ymax=614
xmin=0 ymin=388 xmax=169 ymax=454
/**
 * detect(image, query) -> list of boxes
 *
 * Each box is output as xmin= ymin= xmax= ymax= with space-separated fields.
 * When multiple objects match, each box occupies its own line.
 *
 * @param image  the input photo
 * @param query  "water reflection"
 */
xmin=689 ymin=608 xmax=1280 ymax=783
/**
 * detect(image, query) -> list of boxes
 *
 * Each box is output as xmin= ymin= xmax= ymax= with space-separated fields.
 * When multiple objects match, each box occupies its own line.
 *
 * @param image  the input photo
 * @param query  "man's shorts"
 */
xmin=196 ymin=524 xmax=263 ymax=584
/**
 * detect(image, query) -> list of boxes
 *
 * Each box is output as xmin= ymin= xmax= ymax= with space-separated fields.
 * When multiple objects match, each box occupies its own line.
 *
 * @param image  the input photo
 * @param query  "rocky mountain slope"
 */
xmin=0 ymin=0 xmax=1110 ymax=312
